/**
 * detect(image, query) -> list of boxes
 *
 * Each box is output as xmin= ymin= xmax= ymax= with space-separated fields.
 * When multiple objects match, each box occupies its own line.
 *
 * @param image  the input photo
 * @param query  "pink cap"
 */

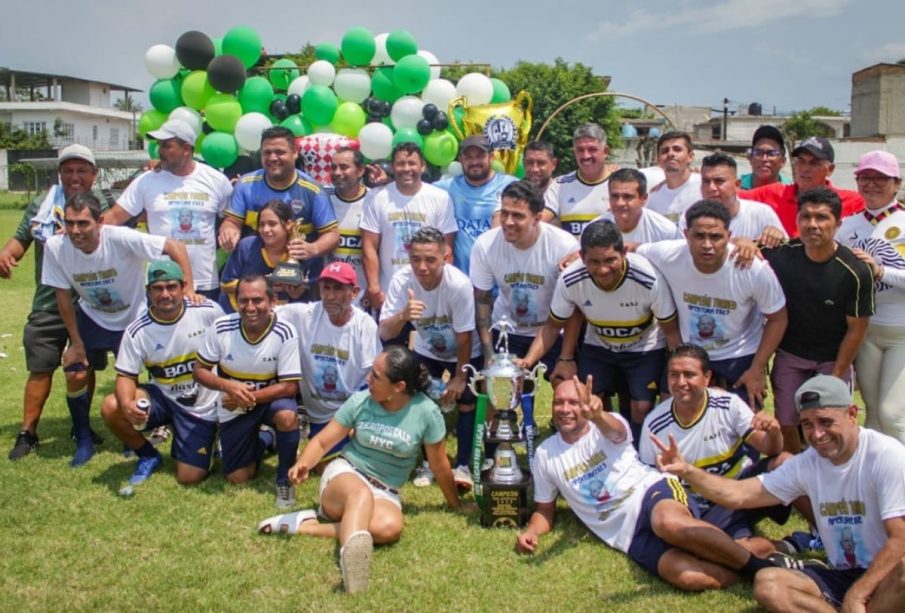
xmin=855 ymin=150 xmax=901 ymax=179
xmin=319 ymin=262 xmax=357 ymax=285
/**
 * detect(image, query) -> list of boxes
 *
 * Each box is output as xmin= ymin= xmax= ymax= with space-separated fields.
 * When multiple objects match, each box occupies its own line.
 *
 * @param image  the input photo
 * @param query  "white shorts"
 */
xmin=318 ymin=457 xmax=402 ymax=510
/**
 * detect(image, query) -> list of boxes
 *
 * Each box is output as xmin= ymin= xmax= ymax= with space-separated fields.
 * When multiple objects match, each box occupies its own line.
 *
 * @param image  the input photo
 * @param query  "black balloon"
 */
xmin=207 ymin=54 xmax=246 ymax=93
xmin=416 ymin=118 xmax=434 ymax=136
xmin=285 ymin=94 xmax=301 ymax=115
xmin=380 ymin=101 xmax=392 ymax=116
xmin=223 ymin=155 xmax=258 ymax=180
xmin=175 ymin=30 xmax=215 ymax=71
xmin=367 ymin=114 xmax=383 ymax=124
xmin=269 ymin=100 xmax=289 ymax=120
xmin=422 ymin=103 xmax=438 ymax=120
xmin=432 ymin=112 xmax=449 ymax=131
xmin=201 ymin=122 xmax=214 ymax=135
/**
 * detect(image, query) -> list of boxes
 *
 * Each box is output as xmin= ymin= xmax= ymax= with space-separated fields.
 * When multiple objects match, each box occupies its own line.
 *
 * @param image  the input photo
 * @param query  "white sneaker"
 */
xmin=412 ymin=465 xmax=435 ymax=487
xmin=452 ymin=465 xmax=473 ymax=491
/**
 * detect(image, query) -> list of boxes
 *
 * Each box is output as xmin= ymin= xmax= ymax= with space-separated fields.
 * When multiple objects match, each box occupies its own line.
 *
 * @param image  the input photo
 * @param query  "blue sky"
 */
xmin=2 ymin=0 xmax=903 ymax=114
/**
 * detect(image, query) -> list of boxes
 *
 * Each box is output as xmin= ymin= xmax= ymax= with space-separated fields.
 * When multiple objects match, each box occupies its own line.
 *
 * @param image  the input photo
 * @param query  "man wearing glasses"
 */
xmin=740 ymin=125 xmax=791 ymax=190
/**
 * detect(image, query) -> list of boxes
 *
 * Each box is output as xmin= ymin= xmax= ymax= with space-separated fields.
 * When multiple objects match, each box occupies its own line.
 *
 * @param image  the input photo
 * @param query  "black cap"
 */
xmin=459 ymin=135 xmax=492 ymax=153
xmin=792 ymin=136 xmax=834 ymax=163
xmin=751 ymin=125 xmax=785 ymax=154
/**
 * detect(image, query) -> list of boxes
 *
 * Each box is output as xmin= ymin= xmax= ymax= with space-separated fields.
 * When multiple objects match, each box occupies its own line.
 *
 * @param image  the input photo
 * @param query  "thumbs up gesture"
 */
xmin=404 ymin=287 xmax=426 ymax=322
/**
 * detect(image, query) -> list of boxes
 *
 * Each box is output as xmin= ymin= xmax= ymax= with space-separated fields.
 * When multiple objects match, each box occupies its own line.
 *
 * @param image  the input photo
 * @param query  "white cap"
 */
xmin=147 ymin=119 xmax=197 ymax=145
xmin=58 ymin=144 xmax=96 ymax=167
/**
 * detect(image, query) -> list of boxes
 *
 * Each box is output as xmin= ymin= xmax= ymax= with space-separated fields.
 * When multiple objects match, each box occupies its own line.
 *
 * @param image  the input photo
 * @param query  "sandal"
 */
xmin=257 ymin=509 xmax=317 ymax=535
xmin=339 ymin=530 xmax=373 ymax=594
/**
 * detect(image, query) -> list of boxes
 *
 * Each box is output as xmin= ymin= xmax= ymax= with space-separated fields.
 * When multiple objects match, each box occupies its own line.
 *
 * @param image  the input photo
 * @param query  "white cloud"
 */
xmin=587 ymin=0 xmax=850 ymax=40
xmin=862 ymin=42 xmax=905 ymax=64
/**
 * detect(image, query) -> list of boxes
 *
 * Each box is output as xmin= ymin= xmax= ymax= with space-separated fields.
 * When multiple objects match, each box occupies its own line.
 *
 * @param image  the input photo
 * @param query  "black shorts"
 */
xmin=142 ymin=385 xmax=218 ymax=470
xmin=416 ymin=352 xmax=484 ymax=405
xmin=23 ymin=310 xmax=67 ymax=373
xmin=74 ymin=307 xmax=122 ymax=370
xmin=800 ymin=566 xmax=865 ymax=607
xmin=579 ymin=345 xmax=666 ymax=403
xmin=494 ymin=330 xmax=562 ymax=382
xmin=709 ymin=354 xmax=758 ymax=408
xmin=219 ymin=397 xmax=297 ymax=475
xmin=626 ymin=478 xmax=700 ymax=576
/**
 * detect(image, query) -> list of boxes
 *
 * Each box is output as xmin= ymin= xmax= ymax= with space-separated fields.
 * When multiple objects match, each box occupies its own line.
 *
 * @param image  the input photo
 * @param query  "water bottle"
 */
xmin=427 ymin=377 xmax=456 ymax=413
xmin=133 ymin=398 xmax=151 ymax=431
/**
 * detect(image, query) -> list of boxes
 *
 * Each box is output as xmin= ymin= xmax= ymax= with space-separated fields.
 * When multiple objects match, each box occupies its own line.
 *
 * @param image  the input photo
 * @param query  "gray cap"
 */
xmin=792 ymin=136 xmax=834 ymax=163
xmin=147 ymin=119 xmax=197 ymax=145
xmin=794 ymin=375 xmax=852 ymax=412
xmin=58 ymin=144 xmax=96 ymax=167
xmin=459 ymin=134 xmax=492 ymax=153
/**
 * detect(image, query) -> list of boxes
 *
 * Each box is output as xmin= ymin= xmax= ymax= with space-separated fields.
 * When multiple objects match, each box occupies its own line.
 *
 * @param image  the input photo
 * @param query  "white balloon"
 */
xmin=287 ymin=76 xmax=310 ymax=97
xmin=390 ymin=95 xmax=426 ymax=131
xmin=333 ymin=68 xmax=371 ymax=104
xmin=358 ymin=122 xmax=394 ymax=160
xmin=446 ymin=161 xmax=463 ymax=177
xmin=421 ymin=79 xmax=457 ymax=112
xmin=234 ymin=112 xmax=273 ymax=152
xmin=168 ymin=107 xmax=203 ymax=135
xmin=373 ymin=33 xmax=394 ymax=66
xmin=456 ymin=73 xmax=493 ymax=106
xmin=417 ymin=50 xmax=441 ymax=81
xmin=144 ymin=44 xmax=180 ymax=80
xmin=307 ymin=60 xmax=336 ymax=87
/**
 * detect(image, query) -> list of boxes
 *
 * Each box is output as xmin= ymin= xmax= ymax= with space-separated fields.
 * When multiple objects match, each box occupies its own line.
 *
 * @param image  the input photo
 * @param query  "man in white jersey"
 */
xmin=521 ymin=219 xmax=679 ymax=442
xmin=471 ymin=181 xmax=579 ymax=374
xmin=380 ymin=227 xmax=483 ymax=488
xmin=360 ymin=142 xmax=457 ymax=313
xmin=325 ymin=148 xmax=368 ymax=294
xmin=638 ymin=200 xmax=788 ymax=409
xmin=647 ymin=131 xmax=703 ymax=223
xmin=42 ymin=193 xmax=195 ymax=467
xmin=194 ymin=275 xmax=302 ymax=508
xmin=597 ymin=168 xmax=682 ymax=247
xmin=522 ymin=141 xmax=558 ymax=194
xmin=653 ymin=375 xmax=905 ymax=610
xmin=278 ymin=262 xmax=380 ymax=465
xmin=102 ymin=119 xmax=232 ymax=300
xmin=517 ymin=376 xmax=784 ymax=591
xmin=101 ymin=261 xmax=224 ymax=486
xmin=639 ymin=345 xmax=802 ymax=556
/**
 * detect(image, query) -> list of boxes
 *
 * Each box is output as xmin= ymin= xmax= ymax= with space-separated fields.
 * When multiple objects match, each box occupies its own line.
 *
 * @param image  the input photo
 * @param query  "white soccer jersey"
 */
xmin=647 ymin=174 xmax=703 ymax=223
xmin=382 ymin=265 xmax=481 ymax=361
xmin=638 ymin=239 xmax=786 ymax=361
xmin=551 ymin=253 xmax=676 ymax=353
xmin=115 ymin=300 xmax=225 ymax=420
xmin=277 ymin=302 xmax=380 ymax=424
xmin=639 ymin=389 xmax=755 ymax=511
xmin=117 ymin=164 xmax=232 ymax=291
xmin=678 ymin=199 xmax=786 ymax=242
xmin=43 ymin=225 xmax=166 ymax=331
xmin=197 ymin=313 xmax=301 ymax=423
xmin=326 ymin=186 xmax=367 ymax=289
xmin=533 ymin=418 xmax=669 ymax=553
xmin=596 ymin=208 xmax=682 ymax=245
xmin=470 ymin=224 xmax=579 ymax=336
xmin=359 ymin=182 xmax=457 ymax=291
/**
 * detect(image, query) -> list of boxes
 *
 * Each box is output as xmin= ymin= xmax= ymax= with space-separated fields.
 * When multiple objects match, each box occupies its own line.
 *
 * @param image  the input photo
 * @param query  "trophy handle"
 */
xmin=461 ymin=363 xmax=481 ymax=396
xmin=515 ymin=90 xmax=533 ymax=117
xmin=447 ymin=96 xmax=468 ymax=141
xmin=525 ymin=362 xmax=546 ymax=396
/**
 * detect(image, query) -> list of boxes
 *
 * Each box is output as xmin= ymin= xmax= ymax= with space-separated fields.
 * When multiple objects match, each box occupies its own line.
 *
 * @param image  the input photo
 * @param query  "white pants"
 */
xmin=856 ymin=323 xmax=905 ymax=444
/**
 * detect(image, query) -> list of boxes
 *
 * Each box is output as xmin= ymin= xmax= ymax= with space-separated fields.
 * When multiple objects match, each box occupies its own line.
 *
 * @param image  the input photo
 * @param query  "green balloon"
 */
xmin=181 ymin=70 xmax=215 ymax=110
xmin=514 ymin=154 xmax=525 ymax=178
xmin=371 ymin=67 xmax=402 ymax=102
xmin=392 ymin=127 xmax=423 ymax=149
xmin=386 ymin=30 xmax=418 ymax=62
xmin=393 ymin=55 xmax=431 ymax=94
xmin=200 ymin=131 xmax=239 ymax=168
xmin=423 ymin=131 xmax=458 ymax=166
xmin=269 ymin=59 xmax=299 ymax=91
xmin=213 ymin=37 xmax=223 ymax=56
xmin=222 ymin=26 xmax=262 ymax=69
xmin=280 ymin=114 xmax=309 ymax=137
xmin=490 ymin=78 xmax=511 ymax=103
xmin=330 ymin=101 xmax=366 ymax=137
xmin=204 ymin=93 xmax=243 ymax=132
xmin=301 ymin=85 xmax=339 ymax=126
xmin=238 ymin=76 xmax=274 ymax=114
xmin=195 ymin=131 xmax=206 ymax=151
xmin=138 ymin=109 xmax=167 ymax=138
xmin=341 ymin=27 xmax=375 ymax=67
xmin=147 ymin=140 xmax=160 ymax=160
xmin=149 ymin=78 xmax=184 ymax=113
xmin=491 ymin=159 xmax=505 ymax=173
xmin=315 ymin=42 xmax=341 ymax=65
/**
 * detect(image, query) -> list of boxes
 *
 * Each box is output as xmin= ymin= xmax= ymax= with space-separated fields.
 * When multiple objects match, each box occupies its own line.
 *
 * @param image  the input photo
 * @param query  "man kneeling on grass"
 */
xmin=516 ymin=376 xmax=782 ymax=591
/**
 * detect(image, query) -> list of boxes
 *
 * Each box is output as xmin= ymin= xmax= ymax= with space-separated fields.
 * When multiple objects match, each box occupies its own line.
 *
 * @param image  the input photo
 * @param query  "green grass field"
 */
xmin=0 ymin=208 xmax=799 ymax=612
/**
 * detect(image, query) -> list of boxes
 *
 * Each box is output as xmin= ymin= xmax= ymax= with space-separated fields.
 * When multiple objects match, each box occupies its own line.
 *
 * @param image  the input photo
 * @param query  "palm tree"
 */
xmin=115 ymin=93 xmax=144 ymax=149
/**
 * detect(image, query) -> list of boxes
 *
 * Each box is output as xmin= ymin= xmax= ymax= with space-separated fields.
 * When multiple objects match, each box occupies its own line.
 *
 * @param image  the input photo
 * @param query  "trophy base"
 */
xmin=479 ymin=472 xmax=532 ymax=528
xmin=269 ymin=262 xmax=307 ymax=287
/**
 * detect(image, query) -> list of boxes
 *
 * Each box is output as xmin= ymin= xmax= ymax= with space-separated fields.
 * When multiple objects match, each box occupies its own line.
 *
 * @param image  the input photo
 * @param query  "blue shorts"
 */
xmin=800 ymin=567 xmax=865 ymax=607
xmin=709 ymin=354 xmax=758 ymax=408
xmin=142 ymin=385 xmax=217 ymax=470
xmin=219 ymin=397 xmax=297 ymax=475
xmin=494 ymin=330 xmax=562 ymax=382
xmin=74 ymin=307 xmax=122 ymax=369
xmin=699 ymin=457 xmax=792 ymax=539
xmin=579 ymin=345 xmax=666 ymax=403
xmin=417 ymin=352 xmax=484 ymax=406
xmin=308 ymin=420 xmax=350 ymax=461
xmin=626 ymin=478 xmax=700 ymax=577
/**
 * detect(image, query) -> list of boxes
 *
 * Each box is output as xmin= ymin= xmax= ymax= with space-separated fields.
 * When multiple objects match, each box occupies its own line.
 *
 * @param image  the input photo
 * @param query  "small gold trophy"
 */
xmin=269 ymin=220 xmax=310 ymax=289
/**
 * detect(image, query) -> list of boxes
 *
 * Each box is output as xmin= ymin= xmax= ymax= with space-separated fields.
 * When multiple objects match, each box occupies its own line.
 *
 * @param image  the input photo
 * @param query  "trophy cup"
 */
xmin=269 ymin=220 xmax=310 ymax=290
xmin=463 ymin=316 xmax=545 ymax=528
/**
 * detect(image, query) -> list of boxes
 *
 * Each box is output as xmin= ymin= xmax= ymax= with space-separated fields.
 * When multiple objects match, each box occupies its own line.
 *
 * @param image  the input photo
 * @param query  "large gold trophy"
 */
xmin=449 ymin=91 xmax=532 ymax=174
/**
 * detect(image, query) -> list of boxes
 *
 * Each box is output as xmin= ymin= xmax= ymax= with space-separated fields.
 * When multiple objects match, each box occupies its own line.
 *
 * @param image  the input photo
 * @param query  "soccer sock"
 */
xmin=275 ymin=428 xmax=300 ymax=484
xmin=67 ymin=387 xmax=92 ymax=443
xmin=258 ymin=427 xmax=275 ymax=451
xmin=630 ymin=421 xmax=643 ymax=450
xmin=455 ymin=410 xmax=476 ymax=468
xmin=739 ymin=553 xmax=776 ymax=579
xmin=135 ymin=441 xmax=157 ymax=459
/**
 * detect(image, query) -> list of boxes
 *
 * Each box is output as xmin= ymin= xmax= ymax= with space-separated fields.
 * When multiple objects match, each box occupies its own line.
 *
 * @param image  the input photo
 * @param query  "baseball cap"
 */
xmin=792 ymin=136 xmax=834 ymax=163
xmin=147 ymin=260 xmax=184 ymax=284
xmin=794 ymin=375 xmax=852 ymax=412
xmin=147 ymin=119 xmax=197 ymax=145
xmin=855 ymin=150 xmax=901 ymax=179
xmin=58 ymin=144 xmax=96 ymax=167
xmin=318 ymin=262 xmax=357 ymax=286
xmin=460 ymin=135 xmax=492 ymax=153
xmin=751 ymin=125 xmax=785 ymax=154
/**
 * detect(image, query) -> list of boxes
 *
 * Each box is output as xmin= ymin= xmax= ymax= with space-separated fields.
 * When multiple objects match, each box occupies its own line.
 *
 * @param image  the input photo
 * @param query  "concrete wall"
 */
xmin=851 ymin=64 xmax=905 ymax=138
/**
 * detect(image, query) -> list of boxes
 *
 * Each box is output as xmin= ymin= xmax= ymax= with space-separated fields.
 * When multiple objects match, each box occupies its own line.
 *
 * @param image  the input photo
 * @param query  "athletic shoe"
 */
xmin=775 ymin=530 xmax=824 ymax=555
xmin=71 ymin=427 xmax=104 ymax=445
xmin=767 ymin=552 xmax=829 ymax=571
xmin=412 ymin=465 xmax=434 ymax=487
xmin=9 ymin=431 xmax=38 ymax=461
xmin=275 ymin=481 xmax=296 ymax=510
xmin=340 ymin=531 xmax=373 ymax=594
xmin=148 ymin=426 xmax=171 ymax=447
xmin=70 ymin=441 xmax=95 ymax=468
xmin=128 ymin=453 xmax=163 ymax=485
xmin=452 ymin=465 xmax=474 ymax=491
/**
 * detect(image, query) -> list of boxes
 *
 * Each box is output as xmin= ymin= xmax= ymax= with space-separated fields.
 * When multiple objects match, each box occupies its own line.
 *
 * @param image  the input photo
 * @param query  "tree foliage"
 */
xmin=0 ymin=122 xmax=51 ymax=150
xmin=782 ymin=110 xmax=836 ymax=149
xmin=807 ymin=105 xmax=842 ymax=117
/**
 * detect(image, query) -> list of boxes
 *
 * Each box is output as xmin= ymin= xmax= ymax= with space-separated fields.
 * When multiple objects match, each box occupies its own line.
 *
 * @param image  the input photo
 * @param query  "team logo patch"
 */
xmin=885 ymin=227 xmax=901 ymax=240
xmin=483 ymin=115 xmax=517 ymax=150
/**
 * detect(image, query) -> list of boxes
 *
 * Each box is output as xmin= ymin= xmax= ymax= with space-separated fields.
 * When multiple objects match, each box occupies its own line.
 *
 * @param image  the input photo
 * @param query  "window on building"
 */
xmin=92 ymin=125 xmax=98 ymax=141
xmin=109 ymin=127 xmax=120 ymax=147
xmin=24 ymin=121 xmax=47 ymax=136
xmin=59 ymin=122 xmax=75 ymax=143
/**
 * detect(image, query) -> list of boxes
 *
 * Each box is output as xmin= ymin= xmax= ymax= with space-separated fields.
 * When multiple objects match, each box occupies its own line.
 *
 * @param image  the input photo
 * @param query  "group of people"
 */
xmin=2 ymin=115 xmax=904 ymax=607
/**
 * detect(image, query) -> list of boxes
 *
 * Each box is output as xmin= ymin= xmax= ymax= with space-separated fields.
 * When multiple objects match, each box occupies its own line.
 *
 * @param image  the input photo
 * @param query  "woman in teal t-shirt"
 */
xmin=258 ymin=346 xmax=468 ymax=593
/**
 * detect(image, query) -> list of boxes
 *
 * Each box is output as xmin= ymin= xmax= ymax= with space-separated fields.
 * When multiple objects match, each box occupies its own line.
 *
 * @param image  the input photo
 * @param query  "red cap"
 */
xmin=318 ymin=262 xmax=357 ymax=285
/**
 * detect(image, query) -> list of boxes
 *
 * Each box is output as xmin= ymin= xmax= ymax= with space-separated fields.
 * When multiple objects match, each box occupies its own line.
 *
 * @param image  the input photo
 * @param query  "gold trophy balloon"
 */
xmin=449 ymin=91 xmax=532 ymax=174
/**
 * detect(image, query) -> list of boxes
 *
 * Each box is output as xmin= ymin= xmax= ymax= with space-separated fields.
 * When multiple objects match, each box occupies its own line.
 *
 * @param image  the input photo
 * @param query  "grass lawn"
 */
xmin=0 ymin=208 xmax=801 ymax=612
